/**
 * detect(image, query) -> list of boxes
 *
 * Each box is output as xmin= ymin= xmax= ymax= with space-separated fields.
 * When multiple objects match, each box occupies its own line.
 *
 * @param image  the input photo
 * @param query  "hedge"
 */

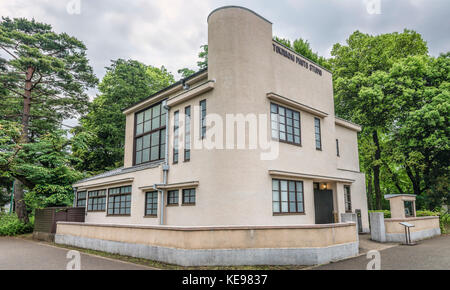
xmin=0 ymin=213 xmax=34 ymax=236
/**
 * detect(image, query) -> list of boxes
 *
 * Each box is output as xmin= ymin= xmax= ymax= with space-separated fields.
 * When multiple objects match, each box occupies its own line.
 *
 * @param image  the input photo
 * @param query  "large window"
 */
xmin=272 ymin=179 xmax=304 ymax=214
xmin=76 ymin=191 xmax=86 ymax=208
xmin=182 ymin=188 xmax=196 ymax=205
xmin=344 ymin=185 xmax=352 ymax=213
xmin=173 ymin=111 xmax=179 ymax=164
xmin=135 ymin=102 xmax=166 ymax=165
xmin=184 ymin=106 xmax=191 ymax=161
xmin=107 ymin=186 xmax=132 ymax=216
xmin=314 ymin=117 xmax=322 ymax=150
xmin=87 ymin=190 xmax=106 ymax=212
xmin=145 ymin=191 xmax=158 ymax=216
xmin=167 ymin=190 xmax=179 ymax=206
xmin=200 ymin=100 xmax=207 ymax=139
xmin=271 ymin=103 xmax=301 ymax=146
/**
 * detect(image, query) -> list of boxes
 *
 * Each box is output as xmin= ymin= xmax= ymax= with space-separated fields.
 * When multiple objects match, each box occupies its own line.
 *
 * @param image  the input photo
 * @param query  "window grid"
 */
xmin=167 ymin=190 xmax=179 ymax=206
xmin=315 ymin=117 xmax=322 ymax=150
xmin=173 ymin=111 xmax=179 ymax=164
xmin=184 ymin=106 xmax=191 ymax=161
xmin=271 ymin=103 xmax=301 ymax=146
xmin=76 ymin=191 xmax=86 ymax=208
xmin=182 ymin=188 xmax=196 ymax=205
xmin=145 ymin=191 xmax=158 ymax=216
xmin=107 ymin=186 xmax=132 ymax=216
xmin=134 ymin=102 xmax=166 ymax=165
xmin=200 ymin=100 xmax=207 ymax=139
xmin=87 ymin=190 xmax=106 ymax=212
xmin=344 ymin=185 xmax=352 ymax=213
xmin=272 ymin=179 xmax=305 ymax=214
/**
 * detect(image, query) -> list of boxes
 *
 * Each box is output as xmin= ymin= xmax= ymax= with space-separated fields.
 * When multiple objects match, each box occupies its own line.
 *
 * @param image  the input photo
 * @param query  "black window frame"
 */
xmin=107 ymin=186 xmax=132 ymax=216
xmin=134 ymin=102 xmax=167 ymax=166
xmin=200 ymin=100 xmax=207 ymax=139
xmin=344 ymin=185 xmax=352 ymax=213
xmin=314 ymin=117 xmax=322 ymax=151
xmin=173 ymin=110 xmax=180 ymax=164
xmin=76 ymin=191 xmax=87 ymax=208
xmin=87 ymin=189 xmax=107 ymax=212
xmin=167 ymin=190 xmax=179 ymax=206
xmin=145 ymin=191 xmax=158 ymax=217
xmin=182 ymin=188 xmax=196 ymax=205
xmin=270 ymin=103 xmax=302 ymax=146
xmin=336 ymin=139 xmax=340 ymax=157
xmin=404 ymin=201 xmax=415 ymax=218
xmin=184 ymin=106 xmax=191 ymax=162
xmin=272 ymin=179 xmax=305 ymax=215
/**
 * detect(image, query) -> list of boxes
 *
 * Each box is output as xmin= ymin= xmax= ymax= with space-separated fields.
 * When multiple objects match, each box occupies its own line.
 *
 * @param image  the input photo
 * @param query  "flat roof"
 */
xmin=207 ymin=6 xmax=272 ymax=24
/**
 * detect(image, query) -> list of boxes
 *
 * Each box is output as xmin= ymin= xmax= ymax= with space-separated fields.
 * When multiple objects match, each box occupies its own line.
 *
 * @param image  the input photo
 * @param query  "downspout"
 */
xmin=159 ymin=100 xmax=171 ymax=225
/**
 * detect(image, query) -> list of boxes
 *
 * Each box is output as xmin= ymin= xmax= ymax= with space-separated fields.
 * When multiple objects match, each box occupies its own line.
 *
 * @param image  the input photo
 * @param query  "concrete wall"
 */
xmin=55 ymin=221 xmax=359 ymax=266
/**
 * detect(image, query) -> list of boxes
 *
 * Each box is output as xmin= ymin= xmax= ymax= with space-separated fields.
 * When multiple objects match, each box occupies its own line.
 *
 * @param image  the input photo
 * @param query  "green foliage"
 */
xmin=177 ymin=45 xmax=209 ymax=79
xmin=369 ymin=210 xmax=391 ymax=218
xmin=0 ymin=213 xmax=33 ymax=236
xmin=73 ymin=59 xmax=174 ymax=174
xmin=273 ymin=36 xmax=331 ymax=69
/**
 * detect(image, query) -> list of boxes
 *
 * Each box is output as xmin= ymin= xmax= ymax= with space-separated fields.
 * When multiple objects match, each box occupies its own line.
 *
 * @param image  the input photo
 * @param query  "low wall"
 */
xmin=385 ymin=217 xmax=441 ymax=243
xmin=55 ymin=222 xmax=359 ymax=266
xmin=370 ymin=212 xmax=440 ymax=243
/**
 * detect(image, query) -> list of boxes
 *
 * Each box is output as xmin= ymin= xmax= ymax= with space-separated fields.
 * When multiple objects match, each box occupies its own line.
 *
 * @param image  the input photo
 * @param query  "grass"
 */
xmin=17 ymin=234 xmax=306 ymax=270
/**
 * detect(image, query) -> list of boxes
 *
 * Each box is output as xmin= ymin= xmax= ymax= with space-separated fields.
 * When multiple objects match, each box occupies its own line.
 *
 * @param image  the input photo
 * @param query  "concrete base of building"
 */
xmin=385 ymin=228 xmax=441 ymax=243
xmin=55 ymin=234 xmax=359 ymax=266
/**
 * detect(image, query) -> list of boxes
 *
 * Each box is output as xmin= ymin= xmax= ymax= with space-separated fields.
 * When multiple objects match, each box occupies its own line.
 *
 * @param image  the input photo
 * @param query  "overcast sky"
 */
xmin=1 ymin=0 xmax=449 ymax=126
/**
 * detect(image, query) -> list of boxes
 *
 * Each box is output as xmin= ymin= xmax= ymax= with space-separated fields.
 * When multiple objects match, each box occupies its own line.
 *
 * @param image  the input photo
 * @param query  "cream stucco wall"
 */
xmin=384 ymin=217 xmax=440 ymax=234
xmin=74 ymin=6 xmax=369 ymax=231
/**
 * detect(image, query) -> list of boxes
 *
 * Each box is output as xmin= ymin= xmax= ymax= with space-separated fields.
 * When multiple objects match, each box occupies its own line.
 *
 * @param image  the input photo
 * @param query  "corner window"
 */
xmin=271 ymin=103 xmax=301 ymax=146
xmin=173 ymin=111 xmax=179 ymax=164
xmin=76 ymin=191 xmax=86 ymax=208
xmin=87 ymin=190 xmax=106 ymax=212
xmin=167 ymin=190 xmax=179 ymax=206
xmin=314 ymin=117 xmax=322 ymax=150
xmin=182 ymin=188 xmax=196 ymax=205
xmin=134 ymin=102 xmax=166 ymax=165
xmin=200 ymin=100 xmax=207 ymax=139
xmin=184 ymin=106 xmax=191 ymax=161
xmin=344 ymin=185 xmax=352 ymax=213
xmin=145 ymin=191 xmax=158 ymax=216
xmin=107 ymin=186 xmax=132 ymax=216
xmin=272 ymin=179 xmax=304 ymax=214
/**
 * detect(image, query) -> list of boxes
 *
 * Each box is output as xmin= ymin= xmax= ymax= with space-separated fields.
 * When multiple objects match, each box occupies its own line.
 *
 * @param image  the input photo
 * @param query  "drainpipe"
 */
xmin=159 ymin=100 xmax=171 ymax=225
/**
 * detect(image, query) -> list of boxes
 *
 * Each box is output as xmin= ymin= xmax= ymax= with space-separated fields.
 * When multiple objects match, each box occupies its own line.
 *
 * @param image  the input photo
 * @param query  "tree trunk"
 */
xmin=14 ymin=66 xmax=34 ymax=222
xmin=13 ymin=180 xmax=28 ymax=223
xmin=372 ymin=130 xmax=382 ymax=210
xmin=405 ymin=165 xmax=421 ymax=196
xmin=367 ymin=169 xmax=374 ymax=210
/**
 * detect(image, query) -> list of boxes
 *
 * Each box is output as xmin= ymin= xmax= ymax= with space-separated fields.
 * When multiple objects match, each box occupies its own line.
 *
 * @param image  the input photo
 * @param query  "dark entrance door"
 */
xmin=314 ymin=189 xmax=334 ymax=224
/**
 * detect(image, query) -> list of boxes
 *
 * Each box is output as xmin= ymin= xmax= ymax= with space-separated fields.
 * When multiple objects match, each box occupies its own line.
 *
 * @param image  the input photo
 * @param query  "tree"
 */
xmin=177 ymin=44 xmax=209 ymax=79
xmin=0 ymin=17 xmax=97 ymax=222
xmin=273 ymin=36 xmax=331 ymax=69
xmin=330 ymin=30 xmax=428 ymax=209
xmin=73 ymin=59 xmax=174 ymax=174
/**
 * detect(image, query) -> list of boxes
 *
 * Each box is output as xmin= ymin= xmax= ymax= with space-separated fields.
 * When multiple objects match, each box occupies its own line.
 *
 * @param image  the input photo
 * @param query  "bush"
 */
xmin=369 ymin=210 xmax=391 ymax=218
xmin=0 ymin=213 xmax=34 ymax=236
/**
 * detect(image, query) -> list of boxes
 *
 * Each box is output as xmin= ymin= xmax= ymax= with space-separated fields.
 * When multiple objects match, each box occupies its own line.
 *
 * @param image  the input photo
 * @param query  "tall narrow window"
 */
xmin=314 ymin=117 xmax=322 ymax=150
xmin=200 ymin=100 xmax=207 ymax=139
xmin=107 ymin=186 xmax=132 ymax=216
xmin=184 ymin=106 xmax=191 ymax=161
xmin=272 ymin=179 xmax=304 ymax=214
xmin=173 ymin=111 xmax=179 ymax=164
xmin=270 ymin=103 xmax=301 ymax=146
xmin=344 ymin=185 xmax=352 ymax=213
xmin=76 ymin=191 xmax=87 ymax=208
xmin=134 ymin=102 xmax=166 ymax=165
xmin=145 ymin=191 xmax=158 ymax=216
xmin=336 ymin=139 xmax=340 ymax=157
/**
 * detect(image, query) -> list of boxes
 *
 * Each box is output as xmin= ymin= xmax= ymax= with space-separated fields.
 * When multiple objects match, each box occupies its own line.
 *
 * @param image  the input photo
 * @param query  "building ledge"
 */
xmin=139 ymin=181 xmax=200 ymax=191
xmin=269 ymin=170 xmax=355 ymax=183
xmin=335 ymin=117 xmax=362 ymax=132
xmin=167 ymin=80 xmax=215 ymax=107
xmin=76 ymin=178 xmax=134 ymax=190
xmin=267 ymin=93 xmax=329 ymax=118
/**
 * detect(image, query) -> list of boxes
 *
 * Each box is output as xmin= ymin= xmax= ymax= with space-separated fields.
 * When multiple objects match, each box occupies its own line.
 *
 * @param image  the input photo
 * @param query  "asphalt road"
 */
xmin=0 ymin=237 xmax=153 ymax=270
xmin=314 ymin=234 xmax=450 ymax=270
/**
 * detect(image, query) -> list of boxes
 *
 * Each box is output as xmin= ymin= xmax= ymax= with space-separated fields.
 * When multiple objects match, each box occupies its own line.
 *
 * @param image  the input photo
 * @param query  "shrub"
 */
xmin=369 ymin=210 xmax=391 ymax=218
xmin=0 ymin=213 xmax=34 ymax=236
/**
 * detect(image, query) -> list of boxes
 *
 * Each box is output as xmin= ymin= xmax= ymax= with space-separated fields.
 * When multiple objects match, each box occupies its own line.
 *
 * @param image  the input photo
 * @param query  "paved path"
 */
xmin=0 ymin=237 xmax=153 ymax=270
xmin=314 ymin=235 xmax=450 ymax=270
